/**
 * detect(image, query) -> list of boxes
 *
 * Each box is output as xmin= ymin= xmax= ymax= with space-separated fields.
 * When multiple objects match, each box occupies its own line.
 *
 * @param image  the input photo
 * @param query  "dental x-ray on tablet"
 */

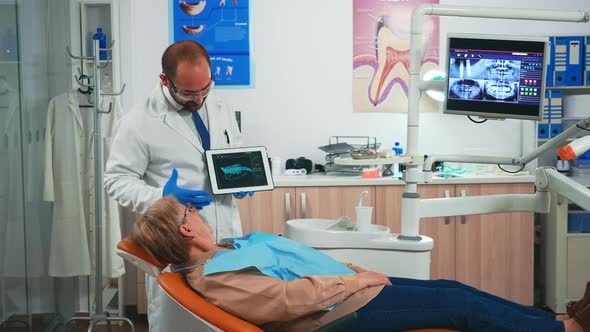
xmin=206 ymin=146 xmax=274 ymax=195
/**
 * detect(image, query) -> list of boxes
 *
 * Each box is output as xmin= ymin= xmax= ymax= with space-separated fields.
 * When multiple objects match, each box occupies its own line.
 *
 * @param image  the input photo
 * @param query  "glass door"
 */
xmin=1 ymin=0 xmax=77 ymax=330
xmin=0 ymin=1 xmax=27 ymax=330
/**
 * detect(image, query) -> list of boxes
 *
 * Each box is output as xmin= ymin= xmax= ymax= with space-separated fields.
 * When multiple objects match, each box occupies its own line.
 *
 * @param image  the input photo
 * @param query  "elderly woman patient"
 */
xmin=132 ymin=197 xmax=590 ymax=332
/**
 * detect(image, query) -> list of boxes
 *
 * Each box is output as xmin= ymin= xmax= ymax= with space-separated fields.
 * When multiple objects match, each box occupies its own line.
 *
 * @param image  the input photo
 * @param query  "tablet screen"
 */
xmin=206 ymin=147 xmax=274 ymax=194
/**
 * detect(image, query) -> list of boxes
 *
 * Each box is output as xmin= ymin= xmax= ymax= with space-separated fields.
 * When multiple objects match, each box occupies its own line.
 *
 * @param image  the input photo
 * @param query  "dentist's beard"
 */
xmin=183 ymin=97 xmax=207 ymax=112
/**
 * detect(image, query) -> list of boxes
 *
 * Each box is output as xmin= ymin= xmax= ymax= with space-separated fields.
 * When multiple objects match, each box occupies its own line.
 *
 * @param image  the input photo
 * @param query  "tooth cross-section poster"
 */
xmin=171 ymin=0 xmax=251 ymax=86
xmin=353 ymin=0 xmax=439 ymax=113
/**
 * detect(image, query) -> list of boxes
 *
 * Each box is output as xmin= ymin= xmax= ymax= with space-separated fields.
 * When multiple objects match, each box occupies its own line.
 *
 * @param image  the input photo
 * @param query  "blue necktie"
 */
xmin=192 ymin=111 xmax=210 ymax=151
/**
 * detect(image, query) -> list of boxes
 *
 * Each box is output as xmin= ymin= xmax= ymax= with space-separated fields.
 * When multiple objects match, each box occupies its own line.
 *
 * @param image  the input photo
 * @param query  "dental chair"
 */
xmin=117 ymin=237 xmax=458 ymax=332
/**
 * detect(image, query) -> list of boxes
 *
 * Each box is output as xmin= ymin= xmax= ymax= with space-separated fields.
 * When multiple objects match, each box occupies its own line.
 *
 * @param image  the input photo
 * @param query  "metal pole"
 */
xmin=92 ymin=38 xmax=103 ymax=315
xmin=66 ymin=31 xmax=133 ymax=332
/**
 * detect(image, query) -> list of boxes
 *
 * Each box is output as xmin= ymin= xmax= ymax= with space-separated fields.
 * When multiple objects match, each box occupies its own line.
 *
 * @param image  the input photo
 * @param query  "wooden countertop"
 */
xmin=273 ymin=173 xmax=535 ymax=187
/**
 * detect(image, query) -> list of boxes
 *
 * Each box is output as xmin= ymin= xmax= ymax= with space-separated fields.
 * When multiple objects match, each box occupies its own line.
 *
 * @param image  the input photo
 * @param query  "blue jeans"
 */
xmin=345 ymin=277 xmax=564 ymax=332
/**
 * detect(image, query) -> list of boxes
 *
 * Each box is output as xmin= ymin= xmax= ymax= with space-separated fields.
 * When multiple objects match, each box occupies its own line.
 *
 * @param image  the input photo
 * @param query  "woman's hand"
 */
xmin=345 ymin=263 xmax=368 ymax=273
xmin=356 ymin=271 xmax=392 ymax=289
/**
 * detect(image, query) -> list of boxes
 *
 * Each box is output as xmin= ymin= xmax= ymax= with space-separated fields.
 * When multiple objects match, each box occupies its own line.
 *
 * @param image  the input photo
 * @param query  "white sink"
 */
xmin=284 ymin=218 xmax=434 ymax=278
xmin=285 ymin=218 xmax=431 ymax=251
xmin=288 ymin=218 xmax=389 ymax=233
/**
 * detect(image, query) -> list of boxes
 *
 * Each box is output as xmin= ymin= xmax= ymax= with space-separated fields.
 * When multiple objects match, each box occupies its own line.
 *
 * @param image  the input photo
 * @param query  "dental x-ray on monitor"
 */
xmin=444 ymin=33 xmax=549 ymax=120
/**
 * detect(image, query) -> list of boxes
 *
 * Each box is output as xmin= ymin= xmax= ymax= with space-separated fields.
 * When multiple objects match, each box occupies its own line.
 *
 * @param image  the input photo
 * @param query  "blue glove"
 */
xmin=163 ymin=168 xmax=212 ymax=209
xmin=233 ymin=191 xmax=254 ymax=199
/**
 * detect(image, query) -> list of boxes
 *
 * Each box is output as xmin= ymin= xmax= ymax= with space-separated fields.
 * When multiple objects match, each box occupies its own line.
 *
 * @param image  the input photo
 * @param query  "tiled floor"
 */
xmin=71 ymin=315 xmax=148 ymax=332
xmin=0 ymin=314 xmax=56 ymax=332
xmin=0 ymin=313 xmax=148 ymax=332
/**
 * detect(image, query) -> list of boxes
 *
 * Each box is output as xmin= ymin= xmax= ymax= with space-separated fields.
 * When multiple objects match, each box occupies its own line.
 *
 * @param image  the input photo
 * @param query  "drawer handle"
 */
xmin=301 ymin=192 xmax=307 ymax=219
xmin=285 ymin=192 xmax=291 ymax=221
xmin=444 ymin=189 xmax=451 ymax=225
xmin=461 ymin=189 xmax=467 ymax=224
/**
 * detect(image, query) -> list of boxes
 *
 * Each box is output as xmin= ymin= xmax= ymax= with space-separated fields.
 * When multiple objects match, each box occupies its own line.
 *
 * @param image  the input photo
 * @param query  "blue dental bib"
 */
xmin=204 ymin=232 xmax=355 ymax=280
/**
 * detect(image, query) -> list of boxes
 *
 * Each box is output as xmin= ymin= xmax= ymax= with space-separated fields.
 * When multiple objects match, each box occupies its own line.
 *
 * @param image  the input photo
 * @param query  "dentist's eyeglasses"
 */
xmin=166 ymin=76 xmax=215 ymax=102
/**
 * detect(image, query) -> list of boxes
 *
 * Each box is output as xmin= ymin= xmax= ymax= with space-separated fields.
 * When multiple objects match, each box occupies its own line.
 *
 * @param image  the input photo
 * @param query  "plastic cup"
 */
xmin=355 ymin=206 xmax=373 ymax=232
xmin=271 ymin=157 xmax=282 ymax=175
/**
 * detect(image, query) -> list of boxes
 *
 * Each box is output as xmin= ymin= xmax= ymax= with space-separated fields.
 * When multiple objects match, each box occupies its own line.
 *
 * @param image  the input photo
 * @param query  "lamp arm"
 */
xmin=421 ymin=117 xmax=590 ymax=173
xmin=517 ymin=117 xmax=590 ymax=164
xmin=423 ymin=154 xmax=517 ymax=173
xmin=536 ymin=167 xmax=590 ymax=211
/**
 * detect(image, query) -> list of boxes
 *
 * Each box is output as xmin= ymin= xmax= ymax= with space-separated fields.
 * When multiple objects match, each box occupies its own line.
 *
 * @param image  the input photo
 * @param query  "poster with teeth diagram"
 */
xmin=353 ymin=0 xmax=439 ymax=113
xmin=171 ymin=0 xmax=251 ymax=86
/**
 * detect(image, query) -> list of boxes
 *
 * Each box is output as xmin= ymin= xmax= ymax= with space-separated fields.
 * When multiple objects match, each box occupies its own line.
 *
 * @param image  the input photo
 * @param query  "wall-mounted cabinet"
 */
xmin=81 ymin=2 xmax=112 ymax=58
xmin=68 ymin=0 xmax=122 ymax=94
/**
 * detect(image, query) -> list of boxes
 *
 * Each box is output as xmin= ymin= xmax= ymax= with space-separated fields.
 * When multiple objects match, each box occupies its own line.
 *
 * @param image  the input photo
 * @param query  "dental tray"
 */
xmin=350 ymin=148 xmax=378 ymax=159
xmin=318 ymin=142 xmax=354 ymax=154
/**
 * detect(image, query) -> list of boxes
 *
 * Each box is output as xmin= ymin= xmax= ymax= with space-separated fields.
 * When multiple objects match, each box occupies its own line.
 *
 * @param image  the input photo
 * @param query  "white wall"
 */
xmin=125 ymin=0 xmax=590 ymax=166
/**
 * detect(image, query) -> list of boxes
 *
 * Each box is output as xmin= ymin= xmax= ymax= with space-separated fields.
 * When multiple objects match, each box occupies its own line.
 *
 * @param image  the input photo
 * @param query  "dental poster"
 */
xmin=171 ymin=0 xmax=251 ymax=86
xmin=353 ymin=0 xmax=439 ymax=113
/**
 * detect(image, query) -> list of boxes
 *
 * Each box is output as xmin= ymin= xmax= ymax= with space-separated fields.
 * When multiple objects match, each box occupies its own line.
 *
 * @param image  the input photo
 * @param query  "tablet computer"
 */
xmin=205 ymin=146 xmax=274 ymax=195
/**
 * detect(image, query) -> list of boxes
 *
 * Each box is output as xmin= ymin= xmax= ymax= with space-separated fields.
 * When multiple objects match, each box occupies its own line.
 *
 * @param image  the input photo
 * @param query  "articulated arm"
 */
xmin=421 ymin=118 xmax=590 ymax=175
xmin=536 ymin=167 xmax=590 ymax=211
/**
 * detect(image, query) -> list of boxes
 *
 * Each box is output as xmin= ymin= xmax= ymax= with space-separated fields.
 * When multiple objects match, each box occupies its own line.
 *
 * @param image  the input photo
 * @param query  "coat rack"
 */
xmin=65 ymin=39 xmax=133 ymax=332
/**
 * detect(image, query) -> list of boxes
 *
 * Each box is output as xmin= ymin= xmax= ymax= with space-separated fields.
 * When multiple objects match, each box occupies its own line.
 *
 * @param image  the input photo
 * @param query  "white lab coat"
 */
xmin=104 ymin=84 xmax=244 ymax=331
xmin=43 ymin=90 xmax=125 ymax=278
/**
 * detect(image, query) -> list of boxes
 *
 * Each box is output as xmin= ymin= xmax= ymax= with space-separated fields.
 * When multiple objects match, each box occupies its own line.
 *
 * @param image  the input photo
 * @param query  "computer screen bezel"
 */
xmin=443 ymin=33 xmax=550 ymax=121
xmin=206 ymin=146 xmax=275 ymax=195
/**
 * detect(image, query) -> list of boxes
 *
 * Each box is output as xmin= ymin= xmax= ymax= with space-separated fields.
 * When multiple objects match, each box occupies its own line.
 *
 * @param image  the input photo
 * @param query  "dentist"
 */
xmin=104 ymin=40 xmax=244 ymax=331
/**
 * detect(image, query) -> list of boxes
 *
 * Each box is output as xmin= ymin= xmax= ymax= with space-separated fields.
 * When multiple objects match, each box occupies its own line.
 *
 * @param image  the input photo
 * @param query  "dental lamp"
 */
xmin=398 ymin=5 xmax=590 ymax=240
xmin=558 ymin=136 xmax=590 ymax=161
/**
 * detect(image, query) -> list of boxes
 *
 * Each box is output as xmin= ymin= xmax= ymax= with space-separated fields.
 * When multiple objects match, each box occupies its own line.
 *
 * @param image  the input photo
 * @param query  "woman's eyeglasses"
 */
xmin=181 ymin=203 xmax=196 ymax=225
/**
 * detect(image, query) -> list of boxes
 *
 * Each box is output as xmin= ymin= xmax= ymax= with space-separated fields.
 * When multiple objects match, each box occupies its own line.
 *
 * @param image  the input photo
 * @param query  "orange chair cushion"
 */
xmin=117 ymin=237 xmax=166 ymax=277
xmin=117 ymin=237 xmax=165 ymax=270
xmin=157 ymin=272 xmax=264 ymax=332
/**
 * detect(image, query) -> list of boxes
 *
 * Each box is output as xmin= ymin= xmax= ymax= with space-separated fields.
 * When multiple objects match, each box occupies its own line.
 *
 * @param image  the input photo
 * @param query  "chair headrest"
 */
xmin=117 ymin=237 xmax=166 ymax=278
